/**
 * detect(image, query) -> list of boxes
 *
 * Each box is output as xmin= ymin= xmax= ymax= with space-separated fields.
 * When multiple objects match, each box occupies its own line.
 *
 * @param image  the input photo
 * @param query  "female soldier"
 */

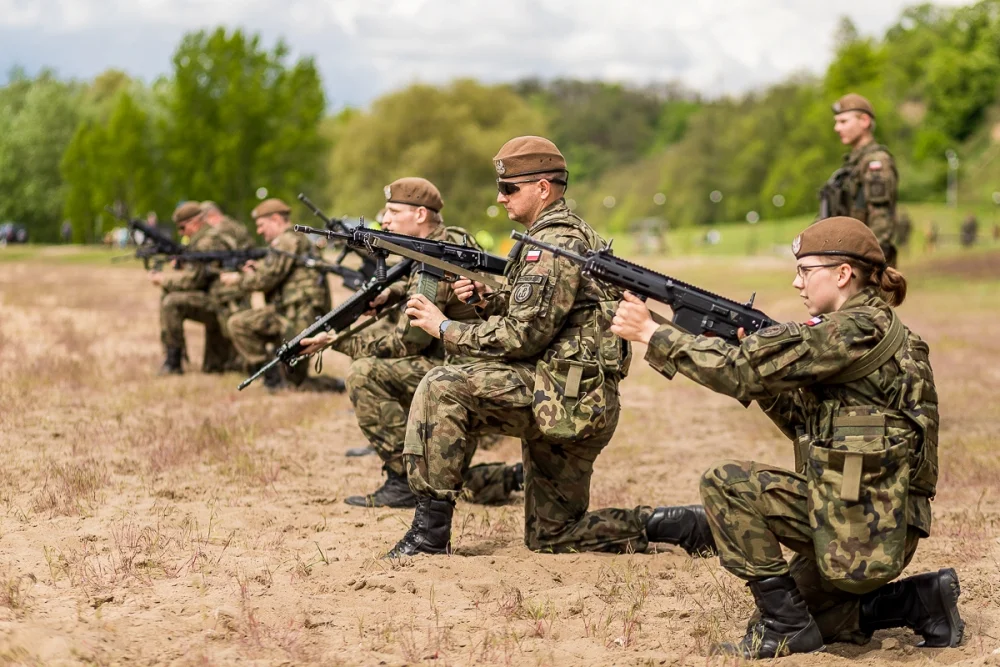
xmin=611 ymin=217 xmax=963 ymax=659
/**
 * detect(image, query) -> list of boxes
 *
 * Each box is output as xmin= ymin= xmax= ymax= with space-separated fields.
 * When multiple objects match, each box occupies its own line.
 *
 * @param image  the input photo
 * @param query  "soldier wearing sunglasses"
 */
xmin=389 ymin=136 xmax=673 ymax=558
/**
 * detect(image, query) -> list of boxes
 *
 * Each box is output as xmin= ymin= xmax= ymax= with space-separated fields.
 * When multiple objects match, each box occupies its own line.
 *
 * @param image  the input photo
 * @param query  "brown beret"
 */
xmin=384 ymin=177 xmax=443 ymax=212
xmin=832 ymin=93 xmax=875 ymax=118
xmin=493 ymin=136 xmax=567 ymax=179
xmin=251 ymin=198 xmax=291 ymax=219
xmin=172 ymin=201 xmax=202 ymax=224
xmin=793 ymin=217 xmax=886 ymax=267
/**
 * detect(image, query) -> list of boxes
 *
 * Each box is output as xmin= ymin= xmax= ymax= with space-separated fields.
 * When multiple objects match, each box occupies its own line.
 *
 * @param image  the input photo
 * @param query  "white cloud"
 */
xmin=0 ymin=0 xmax=971 ymax=104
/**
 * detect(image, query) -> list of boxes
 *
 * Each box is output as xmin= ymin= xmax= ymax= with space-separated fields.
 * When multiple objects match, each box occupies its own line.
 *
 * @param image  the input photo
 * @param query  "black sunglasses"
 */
xmin=497 ymin=178 xmax=567 ymax=196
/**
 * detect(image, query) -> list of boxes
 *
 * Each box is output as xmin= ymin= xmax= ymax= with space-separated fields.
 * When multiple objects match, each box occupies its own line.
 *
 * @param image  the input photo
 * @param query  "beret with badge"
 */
xmin=832 ymin=93 xmax=875 ymax=119
xmin=383 ymin=177 xmax=444 ymax=212
xmin=172 ymin=201 xmax=203 ymax=224
xmin=251 ymin=198 xmax=291 ymax=220
xmin=493 ymin=136 xmax=568 ymax=180
xmin=793 ymin=216 xmax=886 ymax=267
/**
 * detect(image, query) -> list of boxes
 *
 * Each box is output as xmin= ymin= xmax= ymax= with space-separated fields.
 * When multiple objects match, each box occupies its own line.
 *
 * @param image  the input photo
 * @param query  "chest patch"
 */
xmin=513 ymin=283 xmax=534 ymax=304
xmin=868 ymin=161 xmax=882 ymax=170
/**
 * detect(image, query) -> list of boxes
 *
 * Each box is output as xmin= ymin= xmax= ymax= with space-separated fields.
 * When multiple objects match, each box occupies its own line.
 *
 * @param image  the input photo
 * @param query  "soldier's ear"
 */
xmin=837 ymin=263 xmax=854 ymax=288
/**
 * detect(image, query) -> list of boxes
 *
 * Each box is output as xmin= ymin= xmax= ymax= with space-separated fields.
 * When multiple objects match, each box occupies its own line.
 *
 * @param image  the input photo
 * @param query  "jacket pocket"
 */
xmin=532 ymin=357 xmax=609 ymax=441
xmin=807 ymin=434 xmax=909 ymax=594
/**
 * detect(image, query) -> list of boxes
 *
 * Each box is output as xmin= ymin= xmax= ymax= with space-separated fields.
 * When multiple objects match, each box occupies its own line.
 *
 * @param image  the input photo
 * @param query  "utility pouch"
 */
xmin=806 ymin=410 xmax=909 ymax=594
xmin=532 ymin=357 xmax=609 ymax=441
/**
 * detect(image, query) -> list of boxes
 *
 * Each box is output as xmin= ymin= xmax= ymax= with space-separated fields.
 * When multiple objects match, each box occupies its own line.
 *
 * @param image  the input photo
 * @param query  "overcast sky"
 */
xmin=0 ymin=0 xmax=968 ymax=107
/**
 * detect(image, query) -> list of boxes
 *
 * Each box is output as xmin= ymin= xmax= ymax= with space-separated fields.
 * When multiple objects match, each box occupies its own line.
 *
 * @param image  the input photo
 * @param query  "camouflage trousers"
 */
xmin=403 ymin=361 xmax=650 ymax=553
xmin=228 ymin=305 xmax=310 ymax=385
xmin=160 ymin=290 xmax=236 ymax=372
xmin=346 ymin=355 xmax=512 ymax=505
xmin=700 ymin=460 xmax=921 ymax=643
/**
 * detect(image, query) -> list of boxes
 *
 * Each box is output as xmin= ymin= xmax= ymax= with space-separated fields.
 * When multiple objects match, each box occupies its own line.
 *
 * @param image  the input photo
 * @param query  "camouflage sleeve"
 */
xmin=237 ymin=234 xmax=297 ymax=293
xmin=441 ymin=232 xmax=581 ymax=360
xmin=862 ymin=151 xmax=897 ymax=247
xmin=383 ymin=280 xmax=409 ymax=308
xmin=643 ymin=314 xmax=876 ymax=402
xmin=758 ymin=393 xmax=814 ymax=440
xmin=161 ymin=232 xmax=225 ymax=292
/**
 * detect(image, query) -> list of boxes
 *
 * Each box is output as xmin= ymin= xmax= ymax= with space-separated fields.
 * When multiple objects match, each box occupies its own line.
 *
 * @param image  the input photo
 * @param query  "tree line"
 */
xmin=4 ymin=1 xmax=1000 ymax=242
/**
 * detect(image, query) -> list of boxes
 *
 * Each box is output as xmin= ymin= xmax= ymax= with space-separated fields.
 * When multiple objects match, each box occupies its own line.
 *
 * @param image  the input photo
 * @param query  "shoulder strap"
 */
xmin=823 ymin=310 xmax=906 ymax=384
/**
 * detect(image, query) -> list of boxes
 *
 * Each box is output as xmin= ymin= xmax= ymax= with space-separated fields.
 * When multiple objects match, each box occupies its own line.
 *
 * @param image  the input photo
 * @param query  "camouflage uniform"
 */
xmin=217 ymin=216 xmax=255 ymax=250
xmin=338 ymin=224 xmax=512 ymax=505
xmin=820 ymin=142 xmax=899 ymax=265
xmin=211 ymin=216 xmax=256 ymax=350
xmin=403 ymin=199 xmax=645 ymax=552
xmin=159 ymin=223 xmax=241 ymax=371
xmin=227 ymin=228 xmax=330 ymax=385
xmin=644 ymin=287 xmax=938 ymax=643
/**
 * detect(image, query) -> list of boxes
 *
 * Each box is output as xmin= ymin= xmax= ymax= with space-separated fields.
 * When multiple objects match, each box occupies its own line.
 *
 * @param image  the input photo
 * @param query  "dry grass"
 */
xmin=0 ymin=250 xmax=997 ymax=665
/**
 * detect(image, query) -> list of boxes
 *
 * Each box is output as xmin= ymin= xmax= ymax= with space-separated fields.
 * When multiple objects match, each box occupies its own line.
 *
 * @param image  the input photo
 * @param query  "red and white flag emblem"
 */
xmin=805 ymin=316 xmax=822 ymax=327
xmin=525 ymin=250 xmax=542 ymax=262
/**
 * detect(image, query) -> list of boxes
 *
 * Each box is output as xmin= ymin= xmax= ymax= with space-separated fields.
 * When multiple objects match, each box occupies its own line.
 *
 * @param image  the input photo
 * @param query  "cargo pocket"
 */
xmin=806 ymin=432 xmax=909 ymax=594
xmin=532 ymin=357 xmax=608 ymax=441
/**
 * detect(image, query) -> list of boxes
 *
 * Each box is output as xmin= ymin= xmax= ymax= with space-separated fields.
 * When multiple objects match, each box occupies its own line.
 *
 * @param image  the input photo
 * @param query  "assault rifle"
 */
xmin=511 ymin=231 xmax=776 ymax=345
xmin=107 ymin=207 xmax=185 ymax=270
xmin=238 ymin=259 xmax=414 ymax=390
xmin=165 ymin=247 xmax=372 ymax=290
xmin=818 ymin=165 xmax=851 ymax=220
xmin=292 ymin=224 xmax=507 ymax=304
xmin=297 ymin=193 xmax=380 ymax=285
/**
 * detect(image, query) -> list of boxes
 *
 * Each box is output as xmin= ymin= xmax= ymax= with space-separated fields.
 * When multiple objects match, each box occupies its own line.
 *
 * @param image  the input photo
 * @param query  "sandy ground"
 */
xmin=0 ymin=249 xmax=998 ymax=666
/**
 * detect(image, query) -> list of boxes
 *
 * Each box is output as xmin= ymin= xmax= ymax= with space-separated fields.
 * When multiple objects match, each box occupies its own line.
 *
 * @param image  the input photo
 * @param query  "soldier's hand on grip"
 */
xmin=611 ymin=291 xmax=660 ymax=345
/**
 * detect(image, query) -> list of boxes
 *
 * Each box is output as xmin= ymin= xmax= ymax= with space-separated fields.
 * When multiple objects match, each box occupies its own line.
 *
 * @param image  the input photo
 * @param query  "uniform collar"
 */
xmin=527 ymin=198 xmax=569 ymax=234
xmin=839 ymin=286 xmax=885 ymax=311
xmin=424 ymin=223 xmax=448 ymax=242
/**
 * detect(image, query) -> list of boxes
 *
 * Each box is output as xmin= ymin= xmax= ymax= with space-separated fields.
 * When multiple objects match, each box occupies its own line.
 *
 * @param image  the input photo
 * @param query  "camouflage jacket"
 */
xmin=819 ymin=141 xmax=898 ymax=247
xmin=160 ymin=224 xmax=235 ymax=294
xmin=235 ymin=228 xmax=330 ymax=321
xmin=442 ymin=199 xmax=630 ymax=378
xmin=217 ymin=216 xmax=255 ymax=250
xmin=336 ymin=224 xmax=481 ymax=361
xmin=644 ymin=287 xmax=938 ymax=535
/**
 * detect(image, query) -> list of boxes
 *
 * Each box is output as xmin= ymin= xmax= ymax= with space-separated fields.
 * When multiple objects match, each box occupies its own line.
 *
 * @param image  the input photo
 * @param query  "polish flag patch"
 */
xmin=869 ymin=160 xmax=882 ymax=170
xmin=525 ymin=250 xmax=542 ymax=262
xmin=805 ymin=316 xmax=823 ymax=327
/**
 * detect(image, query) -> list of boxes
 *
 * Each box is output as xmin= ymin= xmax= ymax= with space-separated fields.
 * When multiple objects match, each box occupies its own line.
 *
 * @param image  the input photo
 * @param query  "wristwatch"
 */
xmin=439 ymin=319 xmax=452 ymax=338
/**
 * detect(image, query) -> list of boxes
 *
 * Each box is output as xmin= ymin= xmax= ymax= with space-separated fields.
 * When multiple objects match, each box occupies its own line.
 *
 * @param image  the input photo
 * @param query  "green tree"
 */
xmin=327 ymin=80 xmax=547 ymax=233
xmin=0 ymin=69 xmax=84 ymax=241
xmin=160 ymin=27 xmax=327 ymax=221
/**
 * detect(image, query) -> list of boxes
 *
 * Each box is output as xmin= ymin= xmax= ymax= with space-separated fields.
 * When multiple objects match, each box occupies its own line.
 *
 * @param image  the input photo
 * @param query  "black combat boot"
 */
xmin=645 ymin=505 xmax=717 ymax=556
xmin=345 ymin=445 xmax=377 ymax=457
xmin=505 ymin=463 xmax=524 ymax=494
xmin=158 ymin=346 xmax=183 ymax=376
xmin=712 ymin=575 xmax=825 ymax=659
xmin=859 ymin=568 xmax=964 ymax=647
xmin=385 ymin=498 xmax=454 ymax=558
xmin=263 ymin=364 xmax=288 ymax=391
xmin=345 ymin=469 xmax=417 ymax=508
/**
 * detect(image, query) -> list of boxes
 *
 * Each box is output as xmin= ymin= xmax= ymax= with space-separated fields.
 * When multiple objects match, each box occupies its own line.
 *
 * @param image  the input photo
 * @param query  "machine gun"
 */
xmin=511 ymin=231 xmax=775 ymax=345
xmin=238 ymin=259 xmax=414 ymax=390
xmin=292 ymin=224 xmax=507 ymax=304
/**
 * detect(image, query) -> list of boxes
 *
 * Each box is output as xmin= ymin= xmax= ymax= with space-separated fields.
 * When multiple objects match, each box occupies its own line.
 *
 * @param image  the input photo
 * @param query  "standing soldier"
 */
xmin=611 ymin=217 xmax=963 ymax=658
xmin=819 ymin=94 xmax=900 ymax=266
xmin=221 ymin=198 xmax=334 ymax=391
xmin=150 ymin=201 xmax=241 ymax=375
xmin=390 ymin=137 xmax=701 ymax=557
xmin=299 ymin=178 xmax=521 ymax=508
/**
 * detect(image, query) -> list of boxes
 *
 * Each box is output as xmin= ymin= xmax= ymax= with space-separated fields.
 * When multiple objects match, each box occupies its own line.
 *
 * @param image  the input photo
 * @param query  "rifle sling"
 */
xmin=369 ymin=238 xmax=504 ymax=290
xmin=823 ymin=310 xmax=905 ymax=384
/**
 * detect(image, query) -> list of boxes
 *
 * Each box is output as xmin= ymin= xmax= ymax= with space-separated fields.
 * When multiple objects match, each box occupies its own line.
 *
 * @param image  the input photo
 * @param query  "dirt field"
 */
xmin=1 ymin=247 xmax=998 ymax=666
